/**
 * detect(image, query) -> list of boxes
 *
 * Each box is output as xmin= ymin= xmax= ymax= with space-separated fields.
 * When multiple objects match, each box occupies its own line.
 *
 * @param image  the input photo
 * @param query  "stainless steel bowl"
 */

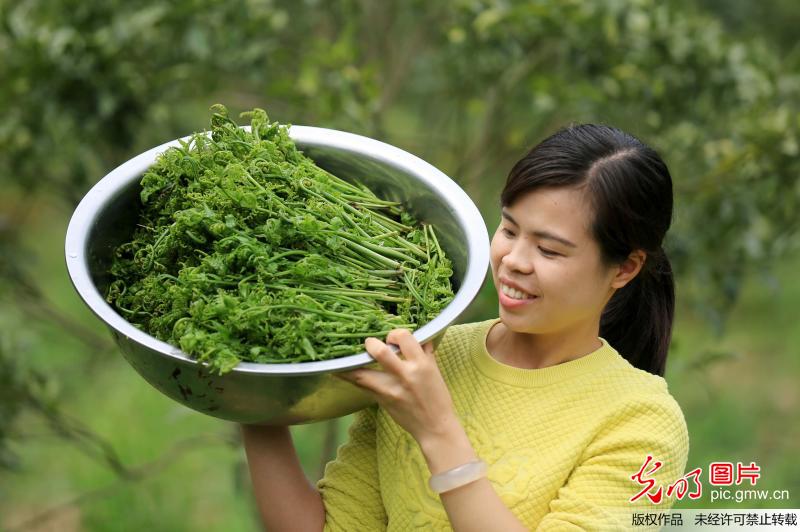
xmin=65 ymin=126 xmax=490 ymax=425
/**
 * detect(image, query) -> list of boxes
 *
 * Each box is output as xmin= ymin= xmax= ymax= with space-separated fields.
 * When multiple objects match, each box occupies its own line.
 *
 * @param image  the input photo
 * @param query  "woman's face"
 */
xmin=489 ymin=187 xmax=618 ymax=338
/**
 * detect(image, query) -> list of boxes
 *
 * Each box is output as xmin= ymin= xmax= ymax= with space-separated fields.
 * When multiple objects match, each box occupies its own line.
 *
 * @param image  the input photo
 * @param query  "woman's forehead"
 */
xmin=503 ymin=188 xmax=594 ymax=243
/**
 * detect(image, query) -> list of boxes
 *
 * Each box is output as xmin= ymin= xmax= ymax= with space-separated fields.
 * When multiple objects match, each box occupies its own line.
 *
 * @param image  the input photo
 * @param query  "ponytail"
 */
xmin=600 ymin=249 xmax=675 ymax=376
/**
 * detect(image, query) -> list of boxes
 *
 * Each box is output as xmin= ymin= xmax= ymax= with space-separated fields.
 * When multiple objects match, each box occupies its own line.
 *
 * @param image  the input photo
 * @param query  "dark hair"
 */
xmin=501 ymin=124 xmax=674 ymax=376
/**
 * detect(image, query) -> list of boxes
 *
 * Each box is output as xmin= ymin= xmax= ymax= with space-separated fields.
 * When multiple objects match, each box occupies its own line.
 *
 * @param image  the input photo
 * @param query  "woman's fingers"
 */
xmin=421 ymin=340 xmax=434 ymax=356
xmin=365 ymin=336 xmax=405 ymax=374
xmin=336 ymin=329 xmax=436 ymax=393
xmin=385 ymin=328 xmax=430 ymax=362
xmin=336 ymin=368 xmax=396 ymax=397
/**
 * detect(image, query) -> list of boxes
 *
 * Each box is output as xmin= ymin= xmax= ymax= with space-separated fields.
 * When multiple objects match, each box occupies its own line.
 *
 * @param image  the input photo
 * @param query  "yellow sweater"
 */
xmin=317 ymin=318 xmax=690 ymax=531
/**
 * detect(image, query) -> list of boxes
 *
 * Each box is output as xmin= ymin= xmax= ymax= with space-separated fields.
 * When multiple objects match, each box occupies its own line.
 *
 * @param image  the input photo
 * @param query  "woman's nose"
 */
xmin=502 ymin=243 xmax=534 ymax=274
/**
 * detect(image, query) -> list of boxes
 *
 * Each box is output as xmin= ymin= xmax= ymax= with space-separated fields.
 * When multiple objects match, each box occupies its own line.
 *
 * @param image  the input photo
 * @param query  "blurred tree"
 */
xmin=695 ymin=0 xmax=800 ymax=54
xmin=1 ymin=0 xmax=799 ymax=526
xmin=371 ymin=0 xmax=800 ymax=328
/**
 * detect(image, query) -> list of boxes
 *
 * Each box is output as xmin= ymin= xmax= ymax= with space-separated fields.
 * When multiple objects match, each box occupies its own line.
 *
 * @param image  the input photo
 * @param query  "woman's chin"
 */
xmin=499 ymin=307 xmax=530 ymax=324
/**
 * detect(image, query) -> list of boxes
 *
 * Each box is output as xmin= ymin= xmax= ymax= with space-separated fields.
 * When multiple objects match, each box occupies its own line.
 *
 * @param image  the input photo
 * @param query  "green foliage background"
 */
xmin=1 ymin=0 xmax=798 ymax=529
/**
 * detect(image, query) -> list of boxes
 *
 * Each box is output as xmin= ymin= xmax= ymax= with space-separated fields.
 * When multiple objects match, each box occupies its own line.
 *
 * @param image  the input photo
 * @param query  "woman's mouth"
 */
xmin=498 ymin=282 xmax=537 ymax=308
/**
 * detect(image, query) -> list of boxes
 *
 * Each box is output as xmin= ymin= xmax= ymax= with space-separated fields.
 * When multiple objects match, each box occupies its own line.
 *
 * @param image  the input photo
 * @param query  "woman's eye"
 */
xmin=539 ymin=247 xmax=560 ymax=257
xmin=501 ymin=228 xmax=515 ymax=237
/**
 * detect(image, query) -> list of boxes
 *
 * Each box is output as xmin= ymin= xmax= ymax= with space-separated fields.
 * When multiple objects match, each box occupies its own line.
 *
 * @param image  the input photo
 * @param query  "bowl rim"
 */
xmin=65 ymin=125 xmax=490 ymax=375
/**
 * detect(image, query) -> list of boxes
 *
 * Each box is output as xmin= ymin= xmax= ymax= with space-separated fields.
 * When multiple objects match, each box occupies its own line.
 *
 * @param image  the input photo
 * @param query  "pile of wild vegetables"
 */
xmin=106 ymin=105 xmax=455 ymax=374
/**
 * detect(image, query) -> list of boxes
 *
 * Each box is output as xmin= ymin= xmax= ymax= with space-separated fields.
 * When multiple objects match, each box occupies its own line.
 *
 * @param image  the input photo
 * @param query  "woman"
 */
xmin=241 ymin=124 xmax=690 ymax=531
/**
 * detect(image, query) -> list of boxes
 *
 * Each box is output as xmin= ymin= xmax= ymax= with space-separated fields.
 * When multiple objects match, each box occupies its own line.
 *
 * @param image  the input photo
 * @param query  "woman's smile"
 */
xmin=498 ymin=286 xmax=538 ymax=308
xmin=498 ymin=280 xmax=538 ymax=308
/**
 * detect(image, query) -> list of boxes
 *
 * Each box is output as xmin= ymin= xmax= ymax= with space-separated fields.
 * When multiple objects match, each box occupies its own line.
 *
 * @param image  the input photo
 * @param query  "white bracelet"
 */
xmin=428 ymin=459 xmax=488 ymax=494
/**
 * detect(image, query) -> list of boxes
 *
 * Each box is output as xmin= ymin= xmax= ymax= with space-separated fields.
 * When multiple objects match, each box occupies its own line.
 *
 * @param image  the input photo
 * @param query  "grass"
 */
xmin=1 ymin=192 xmax=797 ymax=530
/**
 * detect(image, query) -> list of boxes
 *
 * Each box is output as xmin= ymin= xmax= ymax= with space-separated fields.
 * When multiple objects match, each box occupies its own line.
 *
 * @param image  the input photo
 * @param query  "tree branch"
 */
xmin=5 ymin=431 xmax=238 ymax=532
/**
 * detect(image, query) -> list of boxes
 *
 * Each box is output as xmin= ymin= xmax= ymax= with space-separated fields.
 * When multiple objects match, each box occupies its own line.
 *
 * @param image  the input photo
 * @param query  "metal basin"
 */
xmin=65 ymin=126 xmax=490 ymax=425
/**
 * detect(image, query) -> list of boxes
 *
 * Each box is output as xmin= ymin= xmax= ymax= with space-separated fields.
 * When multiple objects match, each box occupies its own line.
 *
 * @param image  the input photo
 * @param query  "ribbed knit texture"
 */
xmin=317 ymin=318 xmax=690 ymax=531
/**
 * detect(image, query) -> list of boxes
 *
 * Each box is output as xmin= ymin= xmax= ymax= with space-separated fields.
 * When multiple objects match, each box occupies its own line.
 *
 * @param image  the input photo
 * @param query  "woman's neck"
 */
xmin=486 ymin=320 xmax=603 ymax=370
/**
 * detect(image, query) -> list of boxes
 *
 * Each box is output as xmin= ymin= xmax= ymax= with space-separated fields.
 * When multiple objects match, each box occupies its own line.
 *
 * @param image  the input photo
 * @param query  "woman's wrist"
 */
xmin=429 ymin=459 xmax=489 ymax=493
xmin=418 ymin=418 xmax=478 ymax=475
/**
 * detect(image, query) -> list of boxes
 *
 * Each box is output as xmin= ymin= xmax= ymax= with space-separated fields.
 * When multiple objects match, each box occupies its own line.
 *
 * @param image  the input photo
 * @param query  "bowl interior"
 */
xmin=86 ymin=137 xmax=473 ymax=348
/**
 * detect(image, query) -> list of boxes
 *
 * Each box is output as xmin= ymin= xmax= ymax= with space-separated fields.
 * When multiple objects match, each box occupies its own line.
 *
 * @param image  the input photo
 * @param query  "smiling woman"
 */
xmin=489 ymin=186 xmax=636 ymax=369
xmin=241 ymin=124 xmax=689 ymax=531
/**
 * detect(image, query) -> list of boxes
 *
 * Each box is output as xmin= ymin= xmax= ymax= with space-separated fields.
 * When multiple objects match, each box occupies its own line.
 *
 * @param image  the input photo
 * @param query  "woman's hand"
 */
xmin=336 ymin=328 xmax=460 ymax=447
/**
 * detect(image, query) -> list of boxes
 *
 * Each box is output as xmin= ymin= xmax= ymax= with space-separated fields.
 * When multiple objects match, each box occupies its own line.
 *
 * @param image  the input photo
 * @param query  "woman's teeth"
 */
xmin=501 ymin=283 xmax=534 ymax=300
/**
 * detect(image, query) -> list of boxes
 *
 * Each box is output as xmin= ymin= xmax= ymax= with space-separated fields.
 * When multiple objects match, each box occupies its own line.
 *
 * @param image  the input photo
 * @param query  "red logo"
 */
xmin=735 ymin=462 xmax=761 ymax=486
xmin=630 ymin=455 xmax=664 ymax=503
xmin=666 ymin=468 xmax=702 ymax=500
xmin=709 ymin=462 xmax=734 ymax=485
xmin=630 ymin=457 xmax=760 ymax=503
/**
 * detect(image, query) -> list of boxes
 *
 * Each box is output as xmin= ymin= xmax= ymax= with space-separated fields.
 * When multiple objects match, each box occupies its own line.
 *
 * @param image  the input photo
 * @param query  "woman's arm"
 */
xmin=337 ymin=330 xmax=528 ymax=531
xmin=240 ymin=424 xmax=325 ymax=532
xmin=419 ymin=422 xmax=529 ymax=532
xmin=536 ymin=395 xmax=690 ymax=530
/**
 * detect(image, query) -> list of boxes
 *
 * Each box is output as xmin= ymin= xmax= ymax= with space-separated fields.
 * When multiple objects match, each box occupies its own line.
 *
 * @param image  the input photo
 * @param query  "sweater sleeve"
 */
xmin=316 ymin=404 xmax=387 ymax=531
xmin=537 ymin=394 xmax=690 ymax=531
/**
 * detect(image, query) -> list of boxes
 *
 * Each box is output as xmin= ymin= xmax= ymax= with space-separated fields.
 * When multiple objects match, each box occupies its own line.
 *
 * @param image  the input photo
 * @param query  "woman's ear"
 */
xmin=611 ymin=250 xmax=647 ymax=289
